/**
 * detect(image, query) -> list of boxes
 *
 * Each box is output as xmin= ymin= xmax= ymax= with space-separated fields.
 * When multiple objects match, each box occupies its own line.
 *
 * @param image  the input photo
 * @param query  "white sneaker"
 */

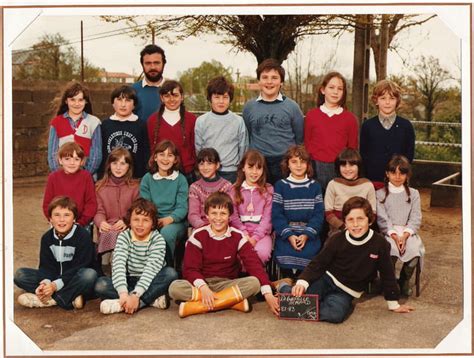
xmin=100 ymin=299 xmax=124 ymax=314
xmin=152 ymin=295 xmax=170 ymax=310
xmin=72 ymin=295 xmax=84 ymax=310
xmin=18 ymin=293 xmax=57 ymax=308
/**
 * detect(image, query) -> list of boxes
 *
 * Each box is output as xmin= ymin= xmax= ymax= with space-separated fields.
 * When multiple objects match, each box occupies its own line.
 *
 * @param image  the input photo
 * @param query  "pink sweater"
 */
xmin=230 ymin=183 xmax=273 ymax=241
xmin=94 ymin=179 xmax=140 ymax=228
xmin=188 ymin=177 xmax=233 ymax=229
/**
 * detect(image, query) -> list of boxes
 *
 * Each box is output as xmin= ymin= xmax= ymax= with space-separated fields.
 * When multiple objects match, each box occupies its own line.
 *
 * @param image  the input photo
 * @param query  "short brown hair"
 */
xmin=204 ymin=192 xmax=234 ymax=215
xmin=342 ymin=196 xmax=374 ymax=224
xmin=47 ymin=196 xmax=78 ymax=219
xmin=206 ymin=76 xmax=234 ymax=101
xmin=148 ymin=140 xmax=181 ymax=175
xmin=256 ymin=58 xmax=285 ymax=82
xmin=280 ymin=145 xmax=314 ymax=178
xmin=371 ymin=79 xmax=402 ymax=108
xmin=124 ymin=198 xmax=158 ymax=230
xmin=57 ymin=142 xmax=85 ymax=160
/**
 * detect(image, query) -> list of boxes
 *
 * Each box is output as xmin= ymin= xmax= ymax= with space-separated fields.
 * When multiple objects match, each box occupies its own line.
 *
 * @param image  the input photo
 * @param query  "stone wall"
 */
xmin=12 ymin=80 xmax=117 ymax=177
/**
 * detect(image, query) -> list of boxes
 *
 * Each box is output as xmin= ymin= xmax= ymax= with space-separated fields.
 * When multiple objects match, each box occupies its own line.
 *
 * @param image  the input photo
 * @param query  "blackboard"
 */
xmin=278 ymin=293 xmax=319 ymax=321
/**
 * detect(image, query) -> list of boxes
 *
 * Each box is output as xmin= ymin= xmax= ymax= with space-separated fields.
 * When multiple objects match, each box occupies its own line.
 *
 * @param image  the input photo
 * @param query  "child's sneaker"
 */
xmin=100 ymin=299 xmax=124 ymax=314
xmin=17 ymin=293 xmax=57 ymax=308
xmin=72 ymin=295 xmax=84 ymax=310
xmin=152 ymin=295 xmax=170 ymax=310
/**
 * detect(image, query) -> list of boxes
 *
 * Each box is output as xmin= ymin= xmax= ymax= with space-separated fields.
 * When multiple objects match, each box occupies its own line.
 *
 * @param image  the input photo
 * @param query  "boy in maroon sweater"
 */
xmin=43 ymin=142 xmax=97 ymax=227
xmin=169 ymin=192 xmax=279 ymax=318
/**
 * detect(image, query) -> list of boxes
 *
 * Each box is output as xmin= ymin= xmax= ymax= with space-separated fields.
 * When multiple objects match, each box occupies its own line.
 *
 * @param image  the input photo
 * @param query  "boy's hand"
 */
xmin=112 ymin=220 xmax=127 ymax=232
xmin=288 ymin=235 xmax=300 ymax=251
xmin=264 ymin=293 xmax=279 ymax=315
xmin=393 ymin=304 xmax=415 ymax=313
xmin=199 ymin=285 xmax=217 ymax=310
xmin=158 ymin=216 xmax=174 ymax=228
xmin=99 ymin=222 xmax=112 ymax=233
xmin=119 ymin=292 xmax=128 ymax=308
xmin=41 ymin=282 xmax=57 ymax=300
xmin=292 ymin=284 xmax=306 ymax=297
xmin=124 ymin=294 xmax=140 ymax=315
xmin=35 ymin=283 xmax=46 ymax=300
xmin=295 ymin=235 xmax=308 ymax=250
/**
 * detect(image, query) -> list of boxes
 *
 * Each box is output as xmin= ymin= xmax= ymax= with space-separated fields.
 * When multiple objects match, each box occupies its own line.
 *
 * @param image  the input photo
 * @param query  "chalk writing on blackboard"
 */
xmin=278 ymin=293 xmax=319 ymax=321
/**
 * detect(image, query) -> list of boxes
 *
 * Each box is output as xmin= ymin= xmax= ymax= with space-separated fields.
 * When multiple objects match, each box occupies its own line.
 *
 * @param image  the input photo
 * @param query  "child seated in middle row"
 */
xmin=95 ymin=198 xmax=178 ymax=315
xmin=169 ymin=192 xmax=279 ymax=318
xmin=188 ymin=148 xmax=233 ymax=230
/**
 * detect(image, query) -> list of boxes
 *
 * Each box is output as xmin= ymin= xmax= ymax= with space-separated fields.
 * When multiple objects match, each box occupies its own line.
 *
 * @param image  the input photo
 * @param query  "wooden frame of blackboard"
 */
xmin=278 ymin=293 xmax=319 ymax=322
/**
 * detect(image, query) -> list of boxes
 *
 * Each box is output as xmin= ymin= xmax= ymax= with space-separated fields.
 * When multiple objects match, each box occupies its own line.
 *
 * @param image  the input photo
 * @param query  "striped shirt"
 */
xmin=112 ymin=229 xmax=166 ymax=297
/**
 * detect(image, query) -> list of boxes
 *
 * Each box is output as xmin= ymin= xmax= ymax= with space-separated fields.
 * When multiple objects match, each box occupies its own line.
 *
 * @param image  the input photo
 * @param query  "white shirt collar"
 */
xmin=205 ymin=225 xmax=232 ymax=240
xmin=242 ymin=181 xmax=257 ymax=190
xmin=53 ymin=224 xmax=77 ymax=240
xmin=153 ymin=170 xmax=179 ymax=181
xmin=320 ymin=103 xmax=343 ymax=117
xmin=110 ymin=113 xmax=139 ymax=122
xmin=388 ymin=182 xmax=405 ymax=193
xmin=345 ymin=229 xmax=374 ymax=246
xmin=141 ymin=77 xmax=165 ymax=88
xmin=256 ymin=92 xmax=284 ymax=102
xmin=287 ymin=174 xmax=309 ymax=183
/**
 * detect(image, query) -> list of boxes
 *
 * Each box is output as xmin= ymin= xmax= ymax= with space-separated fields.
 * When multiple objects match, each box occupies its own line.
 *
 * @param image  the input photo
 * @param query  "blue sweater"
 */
xmin=242 ymin=96 xmax=304 ymax=157
xmin=272 ymin=177 xmax=324 ymax=269
xmin=132 ymin=81 xmax=162 ymax=123
xmin=360 ymin=116 xmax=415 ymax=182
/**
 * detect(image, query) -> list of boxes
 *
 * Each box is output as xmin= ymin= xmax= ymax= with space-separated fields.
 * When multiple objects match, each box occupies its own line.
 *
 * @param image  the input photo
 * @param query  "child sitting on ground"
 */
xmin=188 ymin=148 xmax=233 ymax=230
xmin=43 ymin=142 xmax=97 ymax=227
xmin=14 ymin=196 xmax=98 ymax=310
xmin=168 ymin=192 xmax=279 ymax=318
xmin=95 ymin=198 xmax=178 ymax=315
xmin=277 ymin=196 xmax=414 ymax=323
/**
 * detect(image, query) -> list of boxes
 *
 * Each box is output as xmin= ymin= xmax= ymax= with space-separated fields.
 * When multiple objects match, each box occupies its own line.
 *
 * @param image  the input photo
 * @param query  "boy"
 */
xmin=14 ymin=196 xmax=98 ymax=310
xmin=277 ymin=196 xmax=414 ymax=323
xmin=242 ymin=58 xmax=304 ymax=184
xmin=43 ymin=142 xmax=97 ymax=227
xmin=99 ymin=85 xmax=150 ymax=178
xmin=95 ymin=198 xmax=178 ymax=314
xmin=360 ymin=79 xmax=415 ymax=189
xmin=194 ymin=76 xmax=248 ymax=183
xmin=169 ymin=192 xmax=279 ymax=318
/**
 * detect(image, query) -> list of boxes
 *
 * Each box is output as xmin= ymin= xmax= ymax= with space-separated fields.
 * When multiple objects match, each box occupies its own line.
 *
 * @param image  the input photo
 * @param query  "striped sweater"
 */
xmin=112 ymin=229 xmax=166 ymax=297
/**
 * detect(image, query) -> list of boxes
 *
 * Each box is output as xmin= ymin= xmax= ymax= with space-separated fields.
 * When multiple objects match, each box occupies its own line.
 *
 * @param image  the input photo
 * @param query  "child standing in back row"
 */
xmin=188 ymin=148 xmax=233 ymax=230
xmin=272 ymin=145 xmax=324 ymax=278
xmin=230 ymin=149 xmax=273 ymax=264
xmin=304 ymin=72 xmax=359 ymax=192
xmin=376 ymin=155 xmax=424 ymax=296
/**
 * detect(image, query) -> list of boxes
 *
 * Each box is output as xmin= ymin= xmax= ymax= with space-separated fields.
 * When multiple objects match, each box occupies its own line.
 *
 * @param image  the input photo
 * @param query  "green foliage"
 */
xmin=15 ymin=33 xmax=101 ymax=81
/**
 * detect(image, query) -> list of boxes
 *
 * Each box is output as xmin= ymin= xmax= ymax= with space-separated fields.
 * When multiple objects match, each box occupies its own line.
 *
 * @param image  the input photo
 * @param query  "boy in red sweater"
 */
xmin=43 ymin=142 xmax=97 ymax=227
xmin=168 ymin=192 xmax=279 ymax=318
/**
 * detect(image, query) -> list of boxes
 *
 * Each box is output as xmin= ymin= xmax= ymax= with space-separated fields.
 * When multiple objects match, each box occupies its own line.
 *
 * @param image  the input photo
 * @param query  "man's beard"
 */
xmin=144 ymin=69 xmax=163 ymax=83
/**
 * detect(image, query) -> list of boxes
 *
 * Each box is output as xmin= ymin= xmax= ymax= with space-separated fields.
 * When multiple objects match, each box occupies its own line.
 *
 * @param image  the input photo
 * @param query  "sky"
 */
xmin=6 ymin=5 xmax=463 ymax=84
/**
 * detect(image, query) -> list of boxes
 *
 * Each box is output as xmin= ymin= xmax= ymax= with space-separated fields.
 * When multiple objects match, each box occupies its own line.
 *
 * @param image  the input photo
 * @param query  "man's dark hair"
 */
xmin=140 ymin=44 xmax=167 ymax=65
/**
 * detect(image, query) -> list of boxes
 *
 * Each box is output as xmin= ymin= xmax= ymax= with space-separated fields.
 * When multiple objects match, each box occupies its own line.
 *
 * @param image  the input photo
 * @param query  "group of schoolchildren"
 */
xmin=14 ymin=52 xmax=424 ymax=324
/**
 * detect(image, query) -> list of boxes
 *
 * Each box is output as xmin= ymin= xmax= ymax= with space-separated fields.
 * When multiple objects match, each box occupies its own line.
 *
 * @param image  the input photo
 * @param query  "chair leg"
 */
xmin=415 ymin=258 xmax=421 ymax=297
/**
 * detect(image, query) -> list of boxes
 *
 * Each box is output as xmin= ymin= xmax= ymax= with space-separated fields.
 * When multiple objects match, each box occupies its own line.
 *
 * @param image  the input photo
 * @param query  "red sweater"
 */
xmin=304 ymin=107 xmax=359 ymax=163
xmin=147 ymin=111 xmax=197 ymax=174
xmin=183 ymin=225 xmax=271 ymax=287
xmin=43 ymin=169 xmax=97 ymax=226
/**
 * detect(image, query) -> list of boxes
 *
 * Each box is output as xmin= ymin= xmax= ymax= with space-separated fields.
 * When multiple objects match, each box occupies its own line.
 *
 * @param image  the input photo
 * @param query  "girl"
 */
xmin=140 ymin=140 xmax=189 ymax=259
xmin=188 ymin=148 xmax=233 ymax=230
xmin=325 ymin=148 xmax=376 ymax=237
xmin=376 ymin=155 xmax=424 ymax=296
xmin=48 ymin=81 xmax=102 ymax=176
xmin=147 ymin=80 xmax=197 ymax=184
xmin=230 ymin=149 xmax=273 ymax=264
xmin=94 ymin=147 xmax=140 ymax=261
xmin=304 ymin=72 xmax=359 ymax=192
xmin=272 ymin=145 xmax=324 ymax=278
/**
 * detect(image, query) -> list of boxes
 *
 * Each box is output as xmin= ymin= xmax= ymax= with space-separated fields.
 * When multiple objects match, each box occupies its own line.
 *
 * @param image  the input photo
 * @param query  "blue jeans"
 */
xmin=279 ymin=273 xmax=353 ymax=323
xmin=94 ymin=266 xmax=178 ymax=306
xmin=14 ymin=267 xmax=98 ymax=310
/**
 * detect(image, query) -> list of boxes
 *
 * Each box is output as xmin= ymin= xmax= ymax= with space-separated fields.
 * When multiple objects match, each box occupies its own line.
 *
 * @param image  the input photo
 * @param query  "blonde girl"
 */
xmin=376 ymin=155 xmax=424 ymax=296
xmin=304 ymin=72 xmax=358 ymax=192
xmin=230 ymin=149 xmax=273 ymax=264
xmin=272 ymin=145 xmax=324 ymax=278
xmin=94 ymin=147 xmax=140 ymax=257
xmin=140 ymin=140 xmax=189 ymax=258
